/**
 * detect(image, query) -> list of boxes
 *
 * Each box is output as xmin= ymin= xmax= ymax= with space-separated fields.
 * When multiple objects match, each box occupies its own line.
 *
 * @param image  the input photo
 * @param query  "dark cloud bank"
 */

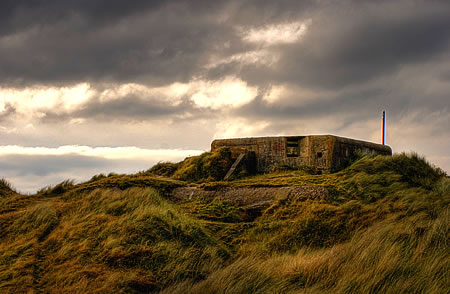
xmin=1 ymin=0 xmax=449 ymax=115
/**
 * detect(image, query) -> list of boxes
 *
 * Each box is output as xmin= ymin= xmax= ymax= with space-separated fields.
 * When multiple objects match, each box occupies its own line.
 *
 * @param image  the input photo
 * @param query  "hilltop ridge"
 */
xmin=0 ymin=152 xmax=448 ymax=293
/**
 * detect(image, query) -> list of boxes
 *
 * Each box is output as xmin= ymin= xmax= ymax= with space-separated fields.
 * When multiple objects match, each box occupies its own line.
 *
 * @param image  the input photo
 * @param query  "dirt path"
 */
xmin=171 ymin=185 xmax=329 ymax=207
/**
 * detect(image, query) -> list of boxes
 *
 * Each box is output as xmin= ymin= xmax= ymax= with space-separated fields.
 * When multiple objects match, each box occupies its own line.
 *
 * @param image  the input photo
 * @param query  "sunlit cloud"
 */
xmin=0 ymin=82 xmax=187 ymax=120
xmin=205 ymin=49 xmax=279 ymax=69
xmin=263 ymin=85 xmax=285 ymax=104
xmin=262 ymin=84 xmax=332 ymax=105
xmin=240 ymin=20 xmax=311 ymax=45
xmin=215 ymin=118 xmax=270 ymax=139
xmin=0 ymin=83 xmax=94 ymax=115
xmin=190 ymin=77 xmax=258 ymax=109
xmin=1 ymin=77 xmax=258 ymax=123
xmin=97 ymin=82 xmax=188 ymax=105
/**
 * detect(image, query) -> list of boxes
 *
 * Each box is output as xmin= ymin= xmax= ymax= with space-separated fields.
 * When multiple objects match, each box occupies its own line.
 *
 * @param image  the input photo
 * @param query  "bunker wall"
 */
xmin=211 ymin=135 xmax=392 ymax=174
xmin=212 ymin=136 xmax=331 ymax=172
xmin=331 ymin=137 xmax=392 ymax=171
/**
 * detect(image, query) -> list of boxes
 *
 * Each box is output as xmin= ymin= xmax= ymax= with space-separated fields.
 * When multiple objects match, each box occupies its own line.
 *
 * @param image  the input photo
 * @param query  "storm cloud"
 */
xmin=0 ymin=0 xmax=233 ymax=85
xmin=0 ymin=0 xmax=449 ymax=191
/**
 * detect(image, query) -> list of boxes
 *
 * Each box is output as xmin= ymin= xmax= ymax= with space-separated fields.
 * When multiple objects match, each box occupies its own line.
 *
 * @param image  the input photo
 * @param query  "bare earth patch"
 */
xmin=171 ymin=185 xmax=329 ymax=208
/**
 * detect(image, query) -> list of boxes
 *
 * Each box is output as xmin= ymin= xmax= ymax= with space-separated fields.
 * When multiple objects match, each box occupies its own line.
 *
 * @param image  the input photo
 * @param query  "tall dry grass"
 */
xmin=0 ymin=153 xmax=448 ymax=293
xmin=164 ymin=204 xmax=449 ymax=293
xmin=0 ymin=188 xmax=228 ymax=293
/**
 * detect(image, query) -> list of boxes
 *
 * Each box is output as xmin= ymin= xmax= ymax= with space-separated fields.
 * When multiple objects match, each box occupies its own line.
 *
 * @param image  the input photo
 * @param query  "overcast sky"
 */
xmin=1 ymin=0 xmax=449 ymax=193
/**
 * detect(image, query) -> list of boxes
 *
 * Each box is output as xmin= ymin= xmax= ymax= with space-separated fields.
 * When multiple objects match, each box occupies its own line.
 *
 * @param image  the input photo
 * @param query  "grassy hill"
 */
xmin=0 ymin=152 xmax=448 ymax=293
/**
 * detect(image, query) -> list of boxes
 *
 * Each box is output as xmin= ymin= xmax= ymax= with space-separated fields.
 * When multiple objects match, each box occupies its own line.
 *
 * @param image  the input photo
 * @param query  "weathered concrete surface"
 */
xmin=211 ymin=135 xmax=392 ymax=173
xmin=171 ymin=185 xmax=329 ymax=208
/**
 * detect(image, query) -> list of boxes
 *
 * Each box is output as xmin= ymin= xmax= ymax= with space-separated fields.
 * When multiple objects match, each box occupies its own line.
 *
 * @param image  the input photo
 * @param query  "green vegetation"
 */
xmin=172 ymin=147 xmax=236 ymax=181
xmin=0 ymin=153 xmax=448 ymax=293
xmin=151 ymin=147 xmax=254 ymax=182
xmin=148 ymin=162 xmax=181 ymax=178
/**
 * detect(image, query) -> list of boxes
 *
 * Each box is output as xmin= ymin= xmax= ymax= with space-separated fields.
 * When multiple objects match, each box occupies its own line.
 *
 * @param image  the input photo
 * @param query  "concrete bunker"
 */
xmin=211 ymin=135 xmax=392 ymax=174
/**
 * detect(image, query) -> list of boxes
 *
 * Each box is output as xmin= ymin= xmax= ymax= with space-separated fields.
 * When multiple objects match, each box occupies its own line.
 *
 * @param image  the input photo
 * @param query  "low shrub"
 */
xmin=173 ymin=147 xmax=235 ymax=182
xmin=350 ymin=152 xmax=446 ymax=189
xmin=148 ymin=162 xmax=181 ymax=177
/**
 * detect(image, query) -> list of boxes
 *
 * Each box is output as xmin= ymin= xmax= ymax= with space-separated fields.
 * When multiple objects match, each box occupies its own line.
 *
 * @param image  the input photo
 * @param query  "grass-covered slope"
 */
xmin=0 ymin=179 xmax=17 ymax=199
xmin=0 ymin=153 xmax=448 ymax=293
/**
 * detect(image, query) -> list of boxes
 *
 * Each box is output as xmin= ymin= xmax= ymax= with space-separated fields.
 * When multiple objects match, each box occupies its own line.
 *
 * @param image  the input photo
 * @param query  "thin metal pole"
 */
xmin=382 ymin=110 xmax=385 ymax=145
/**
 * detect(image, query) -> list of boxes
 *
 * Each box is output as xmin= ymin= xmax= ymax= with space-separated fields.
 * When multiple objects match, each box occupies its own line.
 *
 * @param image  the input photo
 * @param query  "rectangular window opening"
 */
xmin=286 ymin=137 xmax=300 ymax=157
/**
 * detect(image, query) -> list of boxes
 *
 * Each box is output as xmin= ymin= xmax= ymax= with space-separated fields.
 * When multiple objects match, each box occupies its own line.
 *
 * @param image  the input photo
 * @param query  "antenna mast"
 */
xmin=382 ymin=110 xmax=386 ymax=145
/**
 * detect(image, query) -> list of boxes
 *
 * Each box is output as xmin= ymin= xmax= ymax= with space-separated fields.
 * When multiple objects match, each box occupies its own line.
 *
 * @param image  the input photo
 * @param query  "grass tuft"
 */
xmin=36 ymin=179 xmax=76 ymax=197
xmin=148 ymin=162 xmax=182 ymax=177
xmin=0 ymin=178 xmax=16 ymax=197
